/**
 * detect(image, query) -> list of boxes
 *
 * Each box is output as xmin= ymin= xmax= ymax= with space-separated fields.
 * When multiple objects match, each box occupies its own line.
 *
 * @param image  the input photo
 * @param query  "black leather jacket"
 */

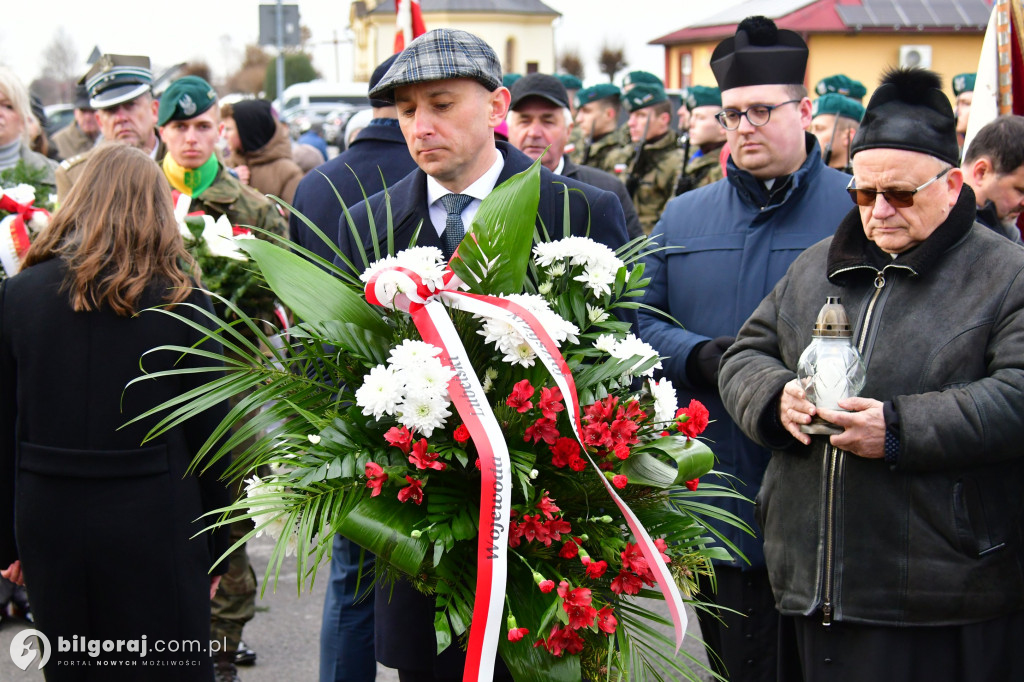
xmin=720 ymin=186 xmax=1024 ymax=626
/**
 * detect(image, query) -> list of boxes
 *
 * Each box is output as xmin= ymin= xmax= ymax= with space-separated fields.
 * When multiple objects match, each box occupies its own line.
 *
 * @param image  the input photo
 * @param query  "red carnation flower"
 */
xmin=685 ymin=478 xmax=700 ymax=491
xmin=453 ymin=424 xmax=470 ymax=445
xmin=611 ymin=474 xmax=628 ymax=489
xmin=549 ymin=437 xmax=578 ymax=468
xmin=675 ymin=399 xmax=710 ymax=439
xmin=384 ymin=425 xmax=414 ymax=454
xmin=538 ymin=579 xmax=555 ymax=593
xmin=537 ymin=386 xmax=565 ymax=421
xmin=507 ymin=627 xmax=529 ymax=642
xmin=585 ymin=560 xmax=608 ymax=579
xmin=612 ymin=443 xmax=631 ymax=460
xmin=506 ymin=379 xmax=535 ymax=413
xmin=365 ymin=462 xmax=387 ymax=497
xmin=397 ymin=476 xmax=424 ymax=505
xmin=568 ymin=454 xmax=588 ymax=472
xmin=559 ymin=540 xmax=580 ymax=559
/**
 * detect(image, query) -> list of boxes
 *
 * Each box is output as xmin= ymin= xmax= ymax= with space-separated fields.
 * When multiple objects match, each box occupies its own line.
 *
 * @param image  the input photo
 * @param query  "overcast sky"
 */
xmin=0 ymin=1 xmax=744 ymax=92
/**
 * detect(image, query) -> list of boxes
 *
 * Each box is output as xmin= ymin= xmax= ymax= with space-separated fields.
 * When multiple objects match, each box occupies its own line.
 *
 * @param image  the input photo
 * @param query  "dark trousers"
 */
xmin=319 ymin=534 xmax=377 ymax=682
xmin=779 ymin=611 xmax=1024 ymax=682
xmin=696 ymin=564 xmax=779 ymax=682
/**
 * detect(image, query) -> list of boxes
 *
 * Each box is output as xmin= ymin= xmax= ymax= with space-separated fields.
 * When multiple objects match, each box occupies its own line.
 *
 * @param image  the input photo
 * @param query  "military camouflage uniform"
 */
xmin=676 ymin=146 xmax=725 ymax=196
xmin=183 ymin=163 xmax=287 ymax=661
xmin=610 ymin=130 xmax=683 ymax=234
xmin=570 ymin=124 xmax=631 ymax=176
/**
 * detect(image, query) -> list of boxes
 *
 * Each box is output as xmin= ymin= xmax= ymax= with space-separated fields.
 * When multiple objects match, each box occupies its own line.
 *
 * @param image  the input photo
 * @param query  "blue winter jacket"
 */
xmin=639 ymin=134 xmax=851 ymax=568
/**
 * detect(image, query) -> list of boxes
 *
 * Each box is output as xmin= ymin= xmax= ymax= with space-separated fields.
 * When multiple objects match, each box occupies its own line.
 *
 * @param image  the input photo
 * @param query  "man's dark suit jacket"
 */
xmin=561 ymin=157 xmax=643 ymax=240
xmin=288 ymin=119 xmax=418 ymax=265
xmin=344 ymin=141 xmax=633 ymax=677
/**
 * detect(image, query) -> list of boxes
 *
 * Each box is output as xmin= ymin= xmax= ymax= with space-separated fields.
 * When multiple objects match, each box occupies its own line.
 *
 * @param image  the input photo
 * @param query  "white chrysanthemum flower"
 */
xmin=612 ymin=334 xmax=663 ymax=377
xmin=359 ymin=254 xmax=400 ymax=283
xmin=478 ymin=318 xmax=520 ymax=352
xmin=244 ymin=475 xmax=287 ymax=538
xmin=503 ymin=342 xmax=537 ymax=367
xmin=533 ymin=240 xmax=572 ymax=267
xmin=548 ymin=261 xmax=566 ymax=277
xmin=538 ymin=281 xmax=553 ymax=296
xmin=388 ymin=339 xmax=443 ymax=371
xmin=594 ymin=334 xmax=618 ymax=353
xmin=574 ymin=266 xmax=617 ymax=298
xmin=403 ymin=357 xmax=455 ymax=398
xmin=4 ymin=184 xmax=36 ymax=205
xmin=650 ymin=379 xmax=679 ymax=424
xmin=355 ymin=364 xmax=404 ymax=418
xmin=395 ymin=246 xmax=447 ymax=290
xmin=482 ymin=374 xmax=494 ymax=393
xmin=396 ymin=393 xmax=452 ymax=437
xmin=587 ymin=304 xmax=610 ymax=324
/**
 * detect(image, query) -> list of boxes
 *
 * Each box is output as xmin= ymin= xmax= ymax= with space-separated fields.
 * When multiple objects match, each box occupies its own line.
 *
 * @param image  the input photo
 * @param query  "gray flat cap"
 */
xmin=368 ymin=28 xmax=502 ymax=102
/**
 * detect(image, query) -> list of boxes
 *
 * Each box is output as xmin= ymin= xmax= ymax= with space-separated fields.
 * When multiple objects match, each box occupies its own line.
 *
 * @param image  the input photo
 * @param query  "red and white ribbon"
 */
xmin=0 ymin=194 xmax=47 ymax=278
xmin=364 ymin=262 xmax=687 ymax=681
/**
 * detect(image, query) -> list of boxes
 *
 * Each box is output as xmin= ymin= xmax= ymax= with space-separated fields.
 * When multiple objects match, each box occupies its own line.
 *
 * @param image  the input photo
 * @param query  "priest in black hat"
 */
xmin=638 ymin=16 xmax=852 ymax=681
xmin=719 ymin=66 xmax=1024 ymax=681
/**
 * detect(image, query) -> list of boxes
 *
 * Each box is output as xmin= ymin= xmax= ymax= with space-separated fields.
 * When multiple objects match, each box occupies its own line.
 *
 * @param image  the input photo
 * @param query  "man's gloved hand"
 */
xmin=687 ymin=336 xmax=736 ymax=390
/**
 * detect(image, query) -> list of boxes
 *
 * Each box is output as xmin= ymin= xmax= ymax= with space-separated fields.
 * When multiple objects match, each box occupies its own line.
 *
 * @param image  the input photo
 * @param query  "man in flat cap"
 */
xmin=158 ymin=74 xmax=286 ymax=682
xmin=675 ymin=85 xmax=727 ymax=195
xmin=339 ymin=27 xmax=629 ymax=681
xmin=953 ymin=72 xmax=976 ymax=154
xmin=51 ymin=84 xmax=99 ymax=161
xmin=55 ymin=54 xmax=164 ymax=202
xmin=720 ymin=65 xmax=1024 ymax=680
xmin=507 ymin=72 xmax=642 ymax=239
xmin=810 ymin=93 xmax=865 ymax=174
xmin=960 ymin=115 xmax=1024 ymax=243
xmin=638 ymin=16 xmax=851 ymax=681
xmin=609 ymin=83 xmax=682 ymax=234
xmin=570 ymin=83 xmax=630 ymax=174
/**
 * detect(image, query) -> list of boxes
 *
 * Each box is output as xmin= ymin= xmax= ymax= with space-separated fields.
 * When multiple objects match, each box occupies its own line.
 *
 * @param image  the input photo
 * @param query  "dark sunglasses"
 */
xmin=846 ymin=167 xmax=951 ymax=208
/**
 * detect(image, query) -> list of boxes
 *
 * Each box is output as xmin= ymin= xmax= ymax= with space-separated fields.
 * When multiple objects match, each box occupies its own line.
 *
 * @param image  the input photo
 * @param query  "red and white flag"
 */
xmin=394 ymin=0 xmax=427 ymax=53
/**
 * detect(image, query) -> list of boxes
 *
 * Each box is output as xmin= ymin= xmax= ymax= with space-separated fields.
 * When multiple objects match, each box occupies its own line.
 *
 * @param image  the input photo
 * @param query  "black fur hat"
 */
xmin=849 ymin=67 xmax=959 ymax=166
xmin=710 ymin=16 xmax=808 ymax=90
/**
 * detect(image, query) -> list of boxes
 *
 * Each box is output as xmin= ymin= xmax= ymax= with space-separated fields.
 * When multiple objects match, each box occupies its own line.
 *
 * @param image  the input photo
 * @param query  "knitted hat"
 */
xmin=229 ymin=99 xmax=277 ymax=153
xmin=850 ymin=67 xmax=958 ymax=166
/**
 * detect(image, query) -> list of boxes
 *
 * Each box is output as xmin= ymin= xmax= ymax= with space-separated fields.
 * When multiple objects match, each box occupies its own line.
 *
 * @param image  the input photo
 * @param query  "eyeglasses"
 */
xmin=846 ymin=167 xmax=952 ymax=208
xmin=715 ymin=100 xmax=801 ymax=130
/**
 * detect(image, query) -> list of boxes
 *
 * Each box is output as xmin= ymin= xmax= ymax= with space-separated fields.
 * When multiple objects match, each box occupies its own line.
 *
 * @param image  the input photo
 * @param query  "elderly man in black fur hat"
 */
xmin=719 ymin=66 xmax=1024 ymax=681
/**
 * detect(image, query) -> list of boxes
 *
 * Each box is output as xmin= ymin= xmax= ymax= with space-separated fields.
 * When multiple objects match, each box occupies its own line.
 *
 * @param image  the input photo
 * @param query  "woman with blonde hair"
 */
xmin=0 ymin=66 xmax=56 ymax=184
xmin=0 ymin=143 xmax=231 ymax=679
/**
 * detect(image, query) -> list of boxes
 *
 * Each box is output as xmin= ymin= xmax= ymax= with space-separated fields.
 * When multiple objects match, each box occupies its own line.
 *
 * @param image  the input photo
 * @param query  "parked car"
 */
xmin=43 ymin=103 xmax=75 ymax=137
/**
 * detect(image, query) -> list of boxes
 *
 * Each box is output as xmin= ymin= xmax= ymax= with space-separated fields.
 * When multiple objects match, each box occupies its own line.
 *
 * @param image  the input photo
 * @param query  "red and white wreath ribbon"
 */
xmin=364 ymin=263 xmax=688 ymax=681
xmin=0 ymin=193 xmax=48 ymax=278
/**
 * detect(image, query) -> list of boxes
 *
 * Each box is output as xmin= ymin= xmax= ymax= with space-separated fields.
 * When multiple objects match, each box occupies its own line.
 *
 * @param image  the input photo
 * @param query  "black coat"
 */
xmin=340 ymin=142 xmax=632 ymax=675
xmin=289 ymin=119 xmax=418 ymax=265
xmin=0 ymin=259 xmax=231 ymax=679
xmin=561 ymin=157 xmax=643 ymax=240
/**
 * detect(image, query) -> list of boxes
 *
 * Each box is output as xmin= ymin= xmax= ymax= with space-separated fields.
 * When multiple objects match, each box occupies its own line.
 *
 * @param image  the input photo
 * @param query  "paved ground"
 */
xmin=0 ymin=534 xmax=711 ymax=681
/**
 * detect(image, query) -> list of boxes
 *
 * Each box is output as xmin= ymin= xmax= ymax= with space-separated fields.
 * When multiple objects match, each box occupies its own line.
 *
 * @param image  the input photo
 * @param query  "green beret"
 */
xmin=952 ymin=73 xmax=976 ymax=96
xmin=622 ymin=71 xmax=663 ymax=89
xmin=555 ymin=73 xmax=583 ymax=91
xmin=814 ymin=74 xmax=867 ymax=101
xmin=502 ymin=73 xmax=522 ymax=88
xmin=575 ymin=83 xmax=621 ymax=109
xmin=157 ymin=76 xmax=218 ymax=126
xmin=812 ymin=93 xmax=865 ymax=122
xmin=684 ymin=85 xmax=721 ymax=110
xmin=622 ymin=84 xmax=667 ymax=113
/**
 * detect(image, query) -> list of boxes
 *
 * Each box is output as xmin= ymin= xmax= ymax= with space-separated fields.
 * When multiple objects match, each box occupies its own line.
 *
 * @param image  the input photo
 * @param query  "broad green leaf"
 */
xmin=336 ymin=495 xmax=428 ymax=576
xmin=498 ymin=567 xmax=581 ymax=682
xmin=464 ymin=157 xmax=542 ymax=294
xmin=621 ymin=437 xmax=715 ymax=489
xmin=239 ymin=239 xmax=387 ymax=334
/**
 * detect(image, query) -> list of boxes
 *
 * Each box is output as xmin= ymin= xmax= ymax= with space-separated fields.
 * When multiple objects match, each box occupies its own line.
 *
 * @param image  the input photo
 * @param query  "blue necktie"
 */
xmin=440 ymin=193 xmax=473 ymax=259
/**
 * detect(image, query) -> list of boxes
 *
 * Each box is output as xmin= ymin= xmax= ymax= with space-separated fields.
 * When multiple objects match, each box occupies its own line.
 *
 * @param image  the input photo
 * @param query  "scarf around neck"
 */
xmin=162 ymin=153 xmax=219 ymax=198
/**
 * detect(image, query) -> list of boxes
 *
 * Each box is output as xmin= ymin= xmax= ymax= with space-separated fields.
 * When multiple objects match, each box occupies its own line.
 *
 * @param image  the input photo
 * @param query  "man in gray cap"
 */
xmin=638 ymin=16 xmax=852 ymax=681
xmin=339 ymin=27 xmax=629 ymax=682
xmin=55 ymin=54 xmax=163 ymax=201
xmin=50 ymin=84 xmax=99 ymax=161
xmin=506 ymin=72 xmax=643 ymax=239
xmin=720 ymin=66 xmax=1024 ymax=680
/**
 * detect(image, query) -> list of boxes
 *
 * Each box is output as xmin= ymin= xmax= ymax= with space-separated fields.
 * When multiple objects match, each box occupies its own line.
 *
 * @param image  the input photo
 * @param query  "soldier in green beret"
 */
xmin=158 ymin=74 xmax=286 ymax=682
xmin=814 ymin=73 xmax=867 ymax=102
xmin=502 ymin=73 xmax=522 ymax=89
xmin=953 ymin=72 xmax=976 ymax=152
xmin=569 ymin=83 xmax=630 ymax=173
xmin=608 ymin=83 xmax=683 ymax=233
xmin=676 ymin=85 xmax=726 ymax=195
xmin=809 ymin=93 xmax=865 ymax=174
